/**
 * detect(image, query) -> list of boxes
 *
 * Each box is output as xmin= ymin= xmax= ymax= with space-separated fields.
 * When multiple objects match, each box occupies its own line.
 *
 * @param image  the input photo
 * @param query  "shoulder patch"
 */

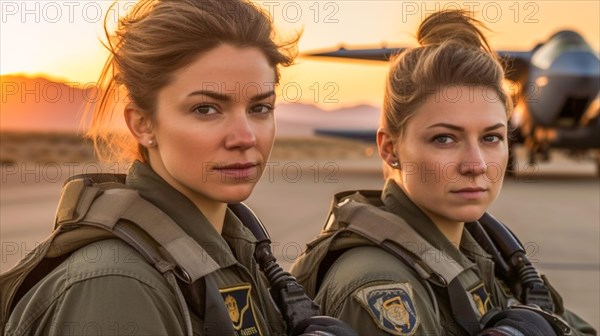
xmin=219 ymin=284 xmax=263 ymax=336
xmin=353 ymin=283 xmax=420 ymax=336
xmin=468 ymin=282 xmax=492 ymax=316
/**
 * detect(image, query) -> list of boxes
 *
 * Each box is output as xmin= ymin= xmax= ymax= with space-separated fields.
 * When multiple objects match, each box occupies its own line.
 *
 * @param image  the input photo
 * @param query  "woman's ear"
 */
xmin=377 ymin=127 xmax=399 ymax=169
xmin=124 ymin=103 xmax=155 ymax=148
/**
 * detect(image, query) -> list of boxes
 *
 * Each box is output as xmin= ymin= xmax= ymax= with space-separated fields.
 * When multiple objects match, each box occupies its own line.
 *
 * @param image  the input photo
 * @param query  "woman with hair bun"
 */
xmin=291 ymin=10 xmax=595 ymax=336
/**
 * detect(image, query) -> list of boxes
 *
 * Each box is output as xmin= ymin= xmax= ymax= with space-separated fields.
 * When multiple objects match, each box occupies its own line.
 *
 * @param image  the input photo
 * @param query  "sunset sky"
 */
xmin=1 ymin=1 xmax=599 ymax=109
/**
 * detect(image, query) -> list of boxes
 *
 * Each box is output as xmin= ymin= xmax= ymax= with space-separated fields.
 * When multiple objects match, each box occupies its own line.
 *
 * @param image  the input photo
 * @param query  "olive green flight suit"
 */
xmin=5 ymin=161 xmax=285 ymax=336
xmin=290 ymin=180 xmax=596 ymax=336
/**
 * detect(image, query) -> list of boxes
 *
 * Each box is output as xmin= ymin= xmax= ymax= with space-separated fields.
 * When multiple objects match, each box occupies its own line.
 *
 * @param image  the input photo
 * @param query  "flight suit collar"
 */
xmin=221 ymin=209 xmax=260 ymax=269
xmin=460 ymin=229 xmax=493 ymax=264
xmin=126 ymin=160 xmax=238 ymax=269
xmin=222 ymin=210 xmax=258 ymax=243
xmin=380 ymin=179 xmax=477 ymax=270
xmin=460 ymin=229 xmax=496 ymax=298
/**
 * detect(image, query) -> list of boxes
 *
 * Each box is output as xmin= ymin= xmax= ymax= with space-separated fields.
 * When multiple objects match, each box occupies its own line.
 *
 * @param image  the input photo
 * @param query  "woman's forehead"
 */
xmin=407 ymin=86 xmax=507 ymax=129
xmin=160 ymin=45 xmax=277 ymax=102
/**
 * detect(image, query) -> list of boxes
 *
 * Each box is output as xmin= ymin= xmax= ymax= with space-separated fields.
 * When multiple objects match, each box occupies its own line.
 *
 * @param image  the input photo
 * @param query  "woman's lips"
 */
xmin=450 ymin=187 xmax=488 ymax=200
xmin=213 ymin=163 xmax=260 ymax=180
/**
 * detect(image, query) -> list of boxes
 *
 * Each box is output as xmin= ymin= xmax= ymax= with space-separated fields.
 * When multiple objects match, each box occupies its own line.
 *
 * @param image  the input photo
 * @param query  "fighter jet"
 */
xmin=309 ymin=30 xmax=600 ymax=173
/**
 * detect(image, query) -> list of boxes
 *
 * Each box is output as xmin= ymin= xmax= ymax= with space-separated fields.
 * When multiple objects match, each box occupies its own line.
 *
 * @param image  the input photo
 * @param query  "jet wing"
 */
xmin=305 ymin=46 xmax=532 ymax=82
xmin=314 ymin=129 xmax=377 ymax=142
xmin=305 ymin=47 xmax=404 ymax=62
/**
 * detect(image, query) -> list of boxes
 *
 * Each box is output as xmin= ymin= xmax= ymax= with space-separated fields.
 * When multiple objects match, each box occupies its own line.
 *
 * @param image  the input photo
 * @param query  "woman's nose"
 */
xmin=459 ymin=144 xmax=487 ymax=176
xmin=225 ymin=113 xmax=256 ymax=150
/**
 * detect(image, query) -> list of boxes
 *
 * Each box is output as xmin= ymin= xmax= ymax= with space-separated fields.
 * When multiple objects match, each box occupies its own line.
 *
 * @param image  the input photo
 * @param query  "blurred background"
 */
xmin=1 ymin=0 xmax=598 ymax=328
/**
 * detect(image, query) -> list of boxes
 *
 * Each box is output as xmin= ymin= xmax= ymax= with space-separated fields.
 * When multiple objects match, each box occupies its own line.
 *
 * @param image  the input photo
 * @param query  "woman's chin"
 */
xmin=452 ymin=207 xmax=487 ymax=223
xmin=219 ymin=185 xmax=256 ymax=204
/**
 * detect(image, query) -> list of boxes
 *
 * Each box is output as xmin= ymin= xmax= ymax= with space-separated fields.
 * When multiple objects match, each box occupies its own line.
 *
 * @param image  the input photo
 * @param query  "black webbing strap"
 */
xmin=448 ymin=278 xmax=482 ymax=335
xmin=203 ymin=276 xmax=237 ymax=335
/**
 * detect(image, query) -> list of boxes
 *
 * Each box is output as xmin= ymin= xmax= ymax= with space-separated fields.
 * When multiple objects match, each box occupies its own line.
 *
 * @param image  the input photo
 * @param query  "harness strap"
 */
xmin=204 ymin=276 xmax=237 ymax=335
xmin=52 ymin=178 xmax=225 ymax=336
xmin=448 ymin=278 xmax=483 ymax=335
xmin=5 ymin=175 xmax=239 ymax=336
xmin=337 ymin=200 xmax=463 ymax=285
xmin=165 ymin=271 xmax=194 ymax=336
xmin=56 ymin=180 xmax=220 ymax=283
xmin=335 ymin=199 xmax=485 ymax=335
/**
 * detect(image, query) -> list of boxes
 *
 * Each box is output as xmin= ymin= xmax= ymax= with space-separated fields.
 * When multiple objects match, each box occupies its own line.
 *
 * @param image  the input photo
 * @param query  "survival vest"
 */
xmin=291 ymin=190 xmax=495 ymax=335
xmin=0 ymin=174 xmax=251 ymax=335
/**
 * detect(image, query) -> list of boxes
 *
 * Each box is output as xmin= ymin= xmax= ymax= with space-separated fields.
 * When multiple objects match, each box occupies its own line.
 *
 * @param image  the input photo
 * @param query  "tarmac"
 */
xmin=1 ymin=144 xmax=598 ymax=329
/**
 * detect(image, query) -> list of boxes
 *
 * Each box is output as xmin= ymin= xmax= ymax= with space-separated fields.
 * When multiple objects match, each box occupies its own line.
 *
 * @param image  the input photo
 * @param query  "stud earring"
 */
xmin=148 ymin=139 xmax=154 ymax=146
xmin=391 ymin=161 xmax=399 ymax=168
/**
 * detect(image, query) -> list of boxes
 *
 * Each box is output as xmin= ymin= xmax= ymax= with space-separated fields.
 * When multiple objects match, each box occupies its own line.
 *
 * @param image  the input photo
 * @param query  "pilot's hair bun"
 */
xmin=417 ymin=9 xmax=493 ymax=55
xmin=382 ymin=8 xmax=511 ymax=143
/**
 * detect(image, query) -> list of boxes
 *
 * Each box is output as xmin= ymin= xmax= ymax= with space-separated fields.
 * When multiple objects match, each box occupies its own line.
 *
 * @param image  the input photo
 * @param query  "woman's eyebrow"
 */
xmin=249 ymin=90 xmax=275 ymax=102
xmin=426 ymin=122 xmax=506 ymax=131
xmin=426 ymin=123 xmax=463 ymax=131
xmin=187 ymin=90 xmax=231 ymax=102
xmin=483 ymin=123 xmax=506 ymax=131
xmin=186 ymin=90 xmax=275 ymax=102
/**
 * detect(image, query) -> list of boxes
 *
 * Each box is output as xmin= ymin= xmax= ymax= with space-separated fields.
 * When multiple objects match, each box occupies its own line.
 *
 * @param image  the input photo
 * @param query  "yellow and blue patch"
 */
xmin=219 ymin=284 xmax=262 ymax=336
xmin=354 ymin=283 xmax=420 ymax=336
xmin=468 ymin=282 xmax=492 ymax=316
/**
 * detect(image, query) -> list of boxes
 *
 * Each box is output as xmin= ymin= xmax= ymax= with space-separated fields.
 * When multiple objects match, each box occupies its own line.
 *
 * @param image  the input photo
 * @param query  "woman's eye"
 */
xmin=483 ymin=134 xmax=504 ymax=143
xmin=433 ymin=135 xmax=455 ymax=144
xmin=250 ymin=104 xmax=273 ymax=114
xmin=192 ymin=105 xmax=218 ymax=115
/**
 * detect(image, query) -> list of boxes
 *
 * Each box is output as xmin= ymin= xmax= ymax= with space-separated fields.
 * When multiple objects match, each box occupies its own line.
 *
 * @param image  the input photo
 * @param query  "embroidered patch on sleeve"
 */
xmin=219 ymin=284 xmax=263 ymax=336
xmin=468 ymin=282 xmax=492 ymax=316
xmin=353 ymin=283 xmax=420 ymax=336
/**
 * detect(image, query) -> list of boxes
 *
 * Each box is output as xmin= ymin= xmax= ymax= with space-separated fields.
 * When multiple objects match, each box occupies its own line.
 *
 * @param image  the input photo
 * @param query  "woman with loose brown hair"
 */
xmin=291 ymin=9 xmax=595 ymax=336
xmin=89 ymin=0 xmax=295 ymax=163
xmin=2 ymin=1 xmax=357 ymax=335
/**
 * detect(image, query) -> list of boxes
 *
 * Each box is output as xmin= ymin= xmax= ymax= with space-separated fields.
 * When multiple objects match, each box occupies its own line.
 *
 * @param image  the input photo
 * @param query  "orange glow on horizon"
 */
xmin=1 ymin=1 xmax=598 ymax=109
xmin=1 ymin=72 xmax=73 ymax=83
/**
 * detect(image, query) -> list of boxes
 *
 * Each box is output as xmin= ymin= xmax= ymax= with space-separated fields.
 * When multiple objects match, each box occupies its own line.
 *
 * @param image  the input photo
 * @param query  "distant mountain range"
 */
xmin=0 ymin=75 xmax=381 ymax=136
xmin=0 ymin=75 xmax=92 ymax=132
xmin=275 ymin=103 xmax=380 ymax=136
